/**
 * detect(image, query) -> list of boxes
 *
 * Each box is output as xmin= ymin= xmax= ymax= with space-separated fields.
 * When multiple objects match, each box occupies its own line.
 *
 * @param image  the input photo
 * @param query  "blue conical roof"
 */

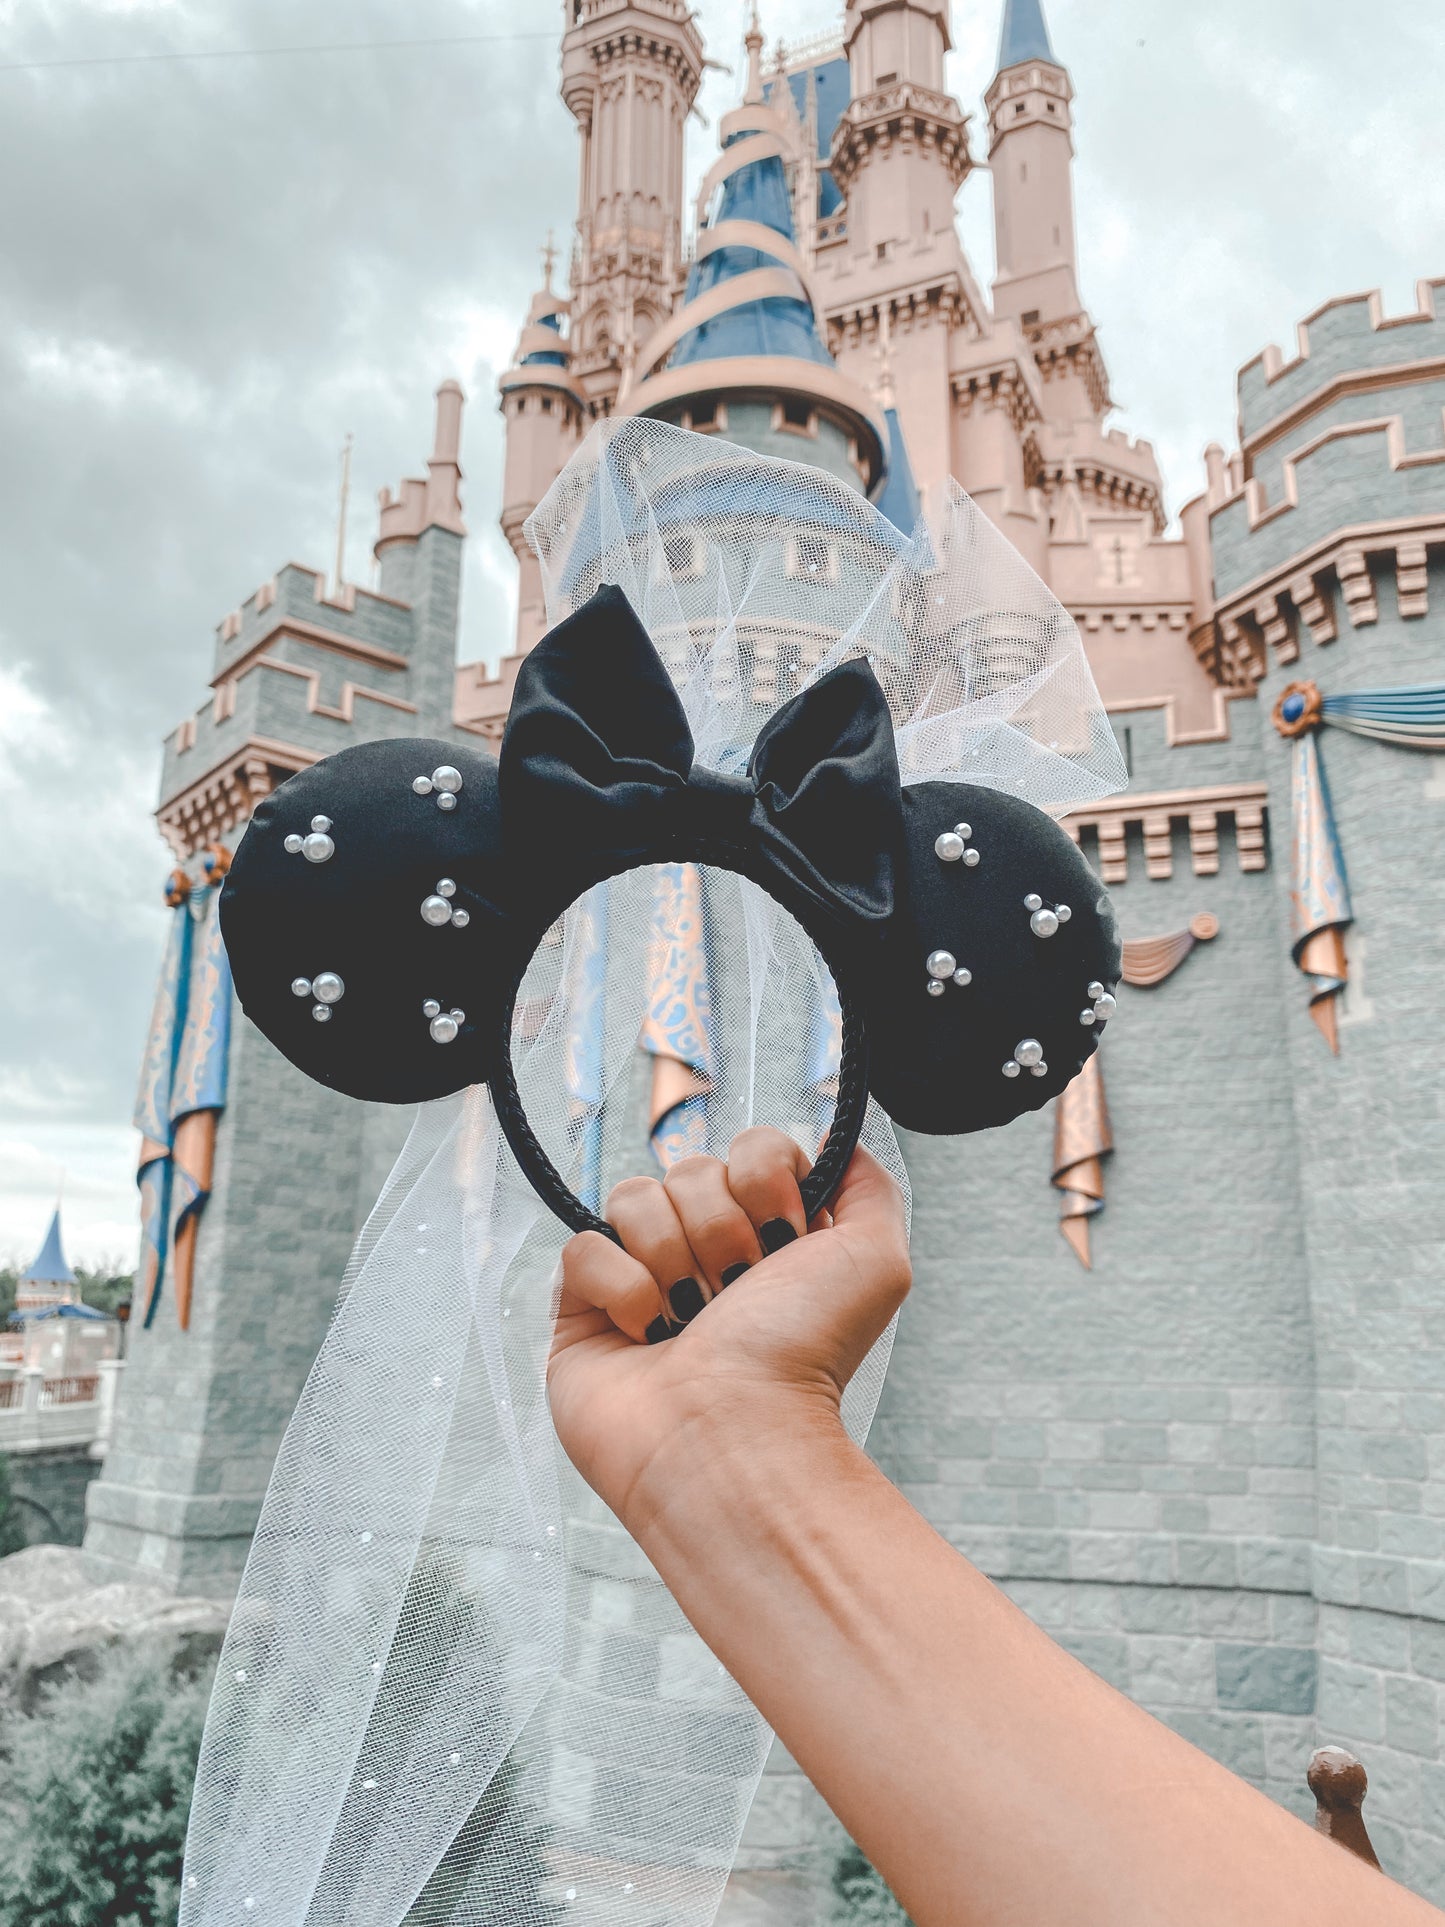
xmin=998 ymin=0 xmax=1056 ymax=70
xmin=25 ymin=1207 xmax=76 ymax=1287
xmin=876 ymin=408 xmax=921 ymax=534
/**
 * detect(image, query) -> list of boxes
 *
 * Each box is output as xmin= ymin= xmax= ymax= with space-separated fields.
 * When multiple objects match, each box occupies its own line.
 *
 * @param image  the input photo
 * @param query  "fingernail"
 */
xmin=760 ymin=1219 xmax=798 ymax=1254
xmin=720 ymin=1261 xmax=751 ymax=1288
xmin=645 ymin=1316 xmax=672 ymax=1346
xmin=668 ymin=1277 xmax=705 ymax=1323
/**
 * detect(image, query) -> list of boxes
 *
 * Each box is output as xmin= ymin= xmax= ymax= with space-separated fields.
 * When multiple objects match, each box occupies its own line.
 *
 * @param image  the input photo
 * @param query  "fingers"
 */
xmin=726 ymin=1126 xmax=812 ymax=1253
xmin=606 ymin=1175 xmax=706 ymax=1330
xmin=828 ymin=1145 xmax=912 ymax=1313
xmin=560 ymin=1229 xmax=668 ymax=1346
xmin=662 ymin=1154 xmax=763 ymax=1294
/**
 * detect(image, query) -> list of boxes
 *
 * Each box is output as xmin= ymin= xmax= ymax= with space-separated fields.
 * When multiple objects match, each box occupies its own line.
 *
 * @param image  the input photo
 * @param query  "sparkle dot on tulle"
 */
xmin=450 ymin=1752 xmax=461 ymax=1766
xmin=624 ymin=1882 xmax=635 ymax=1894
xmin=565 ymin=1891 xmax=577 ymax=1904
xmin=546 ymin=1524 xmax=557 ymax=1536
xmin=362 ymin=1778 xmax=377 ymax=1791
xmin=432 ymin=1376 xmax=444 ymax=1389
xmin=186 ymin=1876 xmax=197 ymax=1890
xmin=235 ymin=1670 xmax=248 ymax=1682
xmin=243 ymin=1902 xmax=255 ymax=1914
xmin=360 ymin=1531 xmax=373 ymax=1544
xmin=371 ymin=1662 xmax=382 ymax=1674
xmin=502 ymin=1307 xmax=511 ymax=1318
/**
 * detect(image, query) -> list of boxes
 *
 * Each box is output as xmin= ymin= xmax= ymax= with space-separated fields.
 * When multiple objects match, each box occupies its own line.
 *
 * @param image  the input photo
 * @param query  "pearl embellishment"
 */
xmin=312 ymin=1005 xmax=331 ymax=1023
xmin=430 ymin=1005 xmax=464 ymax=1044
xmin=926 ymin=950 xmax=957 ymax=980
xmin=291 ymin=977 xmax=312 ymax=998
xmin=1002 ymin=1060 xmax=1021 ymax=1079
xmin=421 ymin=895 xmax=453 ymax=927
xmin=1094 ymin=992 xmax=1117 ymax=1019
xmin=302 ymin=830 xmax=335 ymax=864
xmin=1088 ymin=981 xmax=1106 ymax=1001
xmin=935 ymin=832 xmax=966 ymax=863
xmin=312 ymin=972 xmax=345 ymax=1005
xmin=1014 ymin=1038 xmax=1044 ymax=1069
xmin=284 ymin=834 xmax=303 ymax=854
xmin=423 ymin=1000 xmax=442 ymax=1018
xmin=413 ymin=775 xmax=433 ymax=796
xmin=1024 ymin=894 xmax=1043 ymax=912
xmin=1080 ymin=1009 xmax=1097 ymax=1027
xmin=1031 ymin=907 xmax=1060 ymax=939
xmin=433 ymin=766 xmax=462 ymax=794
xmin=451 ymin=909 xmax=470 ymax=928
xmin=953 ymin=967 xmax=972 ymax=987
xmin=438 ymin=879 xmax=456 ymax=898
xmin=927 ymin=980 xmax=945 ymax=998
xmin=437 ymin=793 xmax=457 ymax=812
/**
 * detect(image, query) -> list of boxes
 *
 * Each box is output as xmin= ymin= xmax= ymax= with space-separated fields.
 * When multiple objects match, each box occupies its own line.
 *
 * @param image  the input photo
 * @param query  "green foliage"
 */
xmin=830 ymin=1840 xmax=914 ymax=1926
xmin=0 ymin=1455 xmax=27 ymax=1559
xmin=0 ymin=1639 xmax=214 ymax=1927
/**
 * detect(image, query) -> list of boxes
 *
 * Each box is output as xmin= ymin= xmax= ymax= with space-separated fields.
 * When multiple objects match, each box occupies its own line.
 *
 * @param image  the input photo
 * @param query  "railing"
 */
xmin=39 ymin=1374 xmax=100 ymax=1407
xmin=0 ymin=1361 xmax=124 ymax=1456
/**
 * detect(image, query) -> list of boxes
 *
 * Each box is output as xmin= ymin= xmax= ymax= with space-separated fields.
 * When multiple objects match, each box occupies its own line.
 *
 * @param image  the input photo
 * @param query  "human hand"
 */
xmin=546 ymin=1129 xmax=910 ymax=1536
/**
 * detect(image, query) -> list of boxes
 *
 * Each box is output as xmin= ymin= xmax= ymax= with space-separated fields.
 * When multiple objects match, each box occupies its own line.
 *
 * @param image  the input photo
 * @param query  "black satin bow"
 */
xmin=500 ymin=584 xmax=904 ymax=929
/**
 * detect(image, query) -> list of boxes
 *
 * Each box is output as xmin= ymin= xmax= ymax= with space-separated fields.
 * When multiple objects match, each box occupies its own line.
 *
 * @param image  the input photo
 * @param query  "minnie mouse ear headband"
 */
xmin=221 ymin=588 xmax=1122 ymax=1234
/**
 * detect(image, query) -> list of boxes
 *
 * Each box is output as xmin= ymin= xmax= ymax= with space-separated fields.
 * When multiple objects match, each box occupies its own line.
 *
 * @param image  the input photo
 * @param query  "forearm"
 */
xmin=632 ymin=1405 xmax=1440 ymax=1927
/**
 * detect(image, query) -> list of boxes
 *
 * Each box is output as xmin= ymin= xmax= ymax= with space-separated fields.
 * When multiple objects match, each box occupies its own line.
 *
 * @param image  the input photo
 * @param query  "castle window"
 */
xmin=658 ymin=531 xmax=705 ymax=582
xmin=773 ymin=397 xmax=819 ymax=438
xmin=1023 ymin=309 xmax=1040 ymax=326
xmin=541 ymin=395 xmax=553 ymax=413
xmin=876 ymin=241 xmax=888 ymax=262
xmin=1015 ymin=102 xmax=1025 ymax=115
xmin=785 ymin=533 xmax=838 ymax=584
xmin=1046 ymin=101 xmax=1057 ymax=113
xmin=686 ymin=400 xmax=727 ymax=434
xmin=877 ymin=70 xmax=897 ymax=86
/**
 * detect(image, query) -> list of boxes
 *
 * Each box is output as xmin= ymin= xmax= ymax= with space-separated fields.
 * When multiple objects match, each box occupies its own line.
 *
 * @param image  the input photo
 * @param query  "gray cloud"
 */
xmin=0 ymin=0 xmax=1438 ymax=1259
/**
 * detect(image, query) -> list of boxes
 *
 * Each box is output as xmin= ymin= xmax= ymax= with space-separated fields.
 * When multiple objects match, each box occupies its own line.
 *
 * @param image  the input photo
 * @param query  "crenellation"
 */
xmin=1238 ymin=279 xmax=1445 ymax=443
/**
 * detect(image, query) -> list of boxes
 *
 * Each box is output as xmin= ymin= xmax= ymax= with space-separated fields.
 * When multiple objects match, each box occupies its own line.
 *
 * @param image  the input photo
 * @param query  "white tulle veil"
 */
xmin=180 ymin=420 xmax=1124 ymax=1927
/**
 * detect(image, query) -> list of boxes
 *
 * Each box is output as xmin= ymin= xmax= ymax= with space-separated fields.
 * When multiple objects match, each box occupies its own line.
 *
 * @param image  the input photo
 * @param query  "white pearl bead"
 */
xmin=1024 ymin=893 xmax=1043 ymax=912
xmin=963 ymin=848 xmax=981 ymax=867
xmin=302 ymin=832 xmax=335 ymax=864
xmin=312 ymin=1005 xmax=331 ymax=1023
xmin=437 ymin=793 xmax=457 ymax=812
xmin=927 ymin=980 xmax=945 ymax=998
xmin=934 ymin=831 xmax=965 ymax=863
xmin=1088 ymin=981 xmax=1106 ymax=1001
xmin=1080 ymin=1009 xmax=1097 ymax=1026
xmin=423 ymin=1000 xmax=441 ymax=1018
xmin=312 ymin=972 xmax=345 ymax=1004
xmin=1002 ymin=1061 xmax=1021 ymax=1078
xmin=953 ymin=967 xmax=972 ymax=987
xmin=412 ymin=775 xmax=433 ymax=796
xmin=437 ymin=879 xmax=456 ymax=898
xmin=421 ymin=895 xmax=453 ymax=927
xmin=1014 ymin=1038 xmax=1044 ymax=1068
xmin=430 ymin=1014 xmax=459 ymax=1044
xmin=311 ymin=815 xmax=332 ymax=833
xmin=954 ymin=823 xmax=972 ymax=840
xmin=449 ymin=1008 xmax=466 ymax=1024
xmin=1056 ymin=904 xmax=1072 ymax=923
xmin=291 ymin=977 xmax=312 ymax=998
xmin=1094 ymin=993 xmax=1117 ymax=1018
xmin=432 ymin=766 xmax=463 ymax=794
xmin=284 ymin=834 xmax=303 ymax=854
xmin=926 ymin=949 xmax=957 ymax=980
xmin=1031 ymin=908 xmax=1060 ymax=939
xmin=451 ymin=909 xmax=470 ymax=929
xmin=1031 ymin=1063 xmax=1049 ymax=1078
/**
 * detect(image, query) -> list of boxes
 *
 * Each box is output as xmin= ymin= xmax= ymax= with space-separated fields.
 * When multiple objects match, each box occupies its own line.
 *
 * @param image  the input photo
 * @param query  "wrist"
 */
xmin=620 ymin=1380 xmax=860 ymax=1556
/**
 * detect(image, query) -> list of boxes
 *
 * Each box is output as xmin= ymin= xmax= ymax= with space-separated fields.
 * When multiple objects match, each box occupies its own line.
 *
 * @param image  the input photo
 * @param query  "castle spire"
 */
xmin=743 ymin=2 xmax=764 ymax=105
xmin=997 ymin=0 xmax=1056 ymax=72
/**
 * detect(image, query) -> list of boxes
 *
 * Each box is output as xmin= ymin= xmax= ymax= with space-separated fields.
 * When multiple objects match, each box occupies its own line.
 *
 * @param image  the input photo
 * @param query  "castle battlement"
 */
xmin=1237 ymin=278 xmax=1445 ymax=444
xmin=214 ymin=564 xmax=412 ymax=678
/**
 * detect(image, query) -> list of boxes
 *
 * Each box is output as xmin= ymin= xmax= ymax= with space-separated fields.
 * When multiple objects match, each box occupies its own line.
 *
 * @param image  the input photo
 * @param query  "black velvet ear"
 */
xmin=863 ymin=782 xmax=1121 ymax=1135
xmin=219 ymin=737 xmax=505 ymax=1104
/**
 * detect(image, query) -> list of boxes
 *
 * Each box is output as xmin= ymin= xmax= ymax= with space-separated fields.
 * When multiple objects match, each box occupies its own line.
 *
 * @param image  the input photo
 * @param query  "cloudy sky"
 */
xmin=0 ymin=0 xmax=1440 ymax=1266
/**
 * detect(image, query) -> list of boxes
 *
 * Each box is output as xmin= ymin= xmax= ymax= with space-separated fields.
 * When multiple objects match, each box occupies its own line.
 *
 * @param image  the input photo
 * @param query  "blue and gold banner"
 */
xmin=134 ymin=850 xmax=233 ymax=1329
xmin=639 ymin=864 xmax=714 ymax=1172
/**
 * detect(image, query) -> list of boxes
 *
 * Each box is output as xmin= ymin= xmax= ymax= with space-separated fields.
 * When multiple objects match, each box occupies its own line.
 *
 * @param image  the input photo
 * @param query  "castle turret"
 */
xmin=560 ymin=0 xmax=706 ymax=414
xmin=621 ymin=34 xmax=886 ymax=500
xmin=986 ymin=0 xmax=1083 ymax=342
xmin=499 ymin=267 xmax=588 ymax=652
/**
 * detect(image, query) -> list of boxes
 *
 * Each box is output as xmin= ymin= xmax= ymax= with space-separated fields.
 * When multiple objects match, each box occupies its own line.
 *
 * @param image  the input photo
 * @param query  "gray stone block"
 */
xmin=1215 ymin=1644 xmax=1318 ymax=1715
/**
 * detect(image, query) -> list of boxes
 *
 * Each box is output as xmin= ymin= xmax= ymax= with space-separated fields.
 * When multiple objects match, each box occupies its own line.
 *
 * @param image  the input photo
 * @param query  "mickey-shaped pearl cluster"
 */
xmin=1002 ymin=1038 xmax=1048 ymax=1080
xmin=412 ymin=766 xmax=463 ymax=812
xmin=423 ymin=999 xmax=465 ymax=1044
xmin=1024 ymin=893 xmax=1072 ymax=940
xmin=420 ymin=879 xmax=470 ymax=930
xmin=934 ymin=822 xmax=981 ymax=868
xmin=925 ymin=949 xmax=973 ymax=998
xmin=293 ymin=971 xmax=344 ymax=1023
xmin=284 ymin=815 xmax=335 ymax=864
xmin=1079 ymin=980 xmax=1118 ymax=1028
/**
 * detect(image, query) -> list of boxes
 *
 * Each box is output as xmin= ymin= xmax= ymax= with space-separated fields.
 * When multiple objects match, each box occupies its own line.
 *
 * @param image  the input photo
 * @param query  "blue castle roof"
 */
xmin=876 ymin=408 xmax=922 ymax=534
xmin=24 ymin=1207 xmax=75 ymax=1287
xmin=669 ymin=132 xmax=832 ymax=371
xmin=998 ymin=0 xmax=1056 ymax=69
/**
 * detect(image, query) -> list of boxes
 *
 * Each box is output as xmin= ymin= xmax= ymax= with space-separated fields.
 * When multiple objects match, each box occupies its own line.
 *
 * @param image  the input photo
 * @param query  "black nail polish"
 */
xmin=760 ymin=1219 xmax=798 ymax=1254
xmin=720 ymin=1261 xmax=751 ymax=1287
xmin=668 ymin=1277 xmax=706 ymax=1323
xmin=645 ymin=1316 xmax=672 ymax=1346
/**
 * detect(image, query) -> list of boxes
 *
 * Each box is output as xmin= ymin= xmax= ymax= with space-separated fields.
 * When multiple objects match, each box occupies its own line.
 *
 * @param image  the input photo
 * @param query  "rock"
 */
xmin=0 ymin=1544 xmax=227 ymax=1708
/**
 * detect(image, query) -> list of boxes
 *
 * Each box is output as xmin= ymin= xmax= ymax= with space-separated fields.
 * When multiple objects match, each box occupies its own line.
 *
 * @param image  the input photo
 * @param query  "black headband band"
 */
xmin=220 ymin=585 xmax=1122 ymax=1231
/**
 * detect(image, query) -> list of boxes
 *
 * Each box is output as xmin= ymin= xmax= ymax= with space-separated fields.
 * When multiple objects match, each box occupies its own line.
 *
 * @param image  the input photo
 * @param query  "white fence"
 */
xmin=0 ymin=1359 xmax=125 ymax=1458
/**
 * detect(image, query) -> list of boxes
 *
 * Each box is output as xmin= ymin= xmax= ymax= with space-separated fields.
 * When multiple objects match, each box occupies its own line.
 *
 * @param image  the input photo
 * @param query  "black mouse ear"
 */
xmin=862 ymin=781 xmax=1122 ymax=1135
xmin=220 ymin=737 xmax=508 ymax=1104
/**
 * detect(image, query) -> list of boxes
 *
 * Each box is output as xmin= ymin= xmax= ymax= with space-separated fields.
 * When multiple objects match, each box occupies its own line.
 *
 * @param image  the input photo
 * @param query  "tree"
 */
xmin=0 ymin=1639 xmax=213 ymax=1927
xmin=830 ymin=1840 xmax=914 ymax=1925
xmin=0 ymin=1454 xmax=27 ymax=1560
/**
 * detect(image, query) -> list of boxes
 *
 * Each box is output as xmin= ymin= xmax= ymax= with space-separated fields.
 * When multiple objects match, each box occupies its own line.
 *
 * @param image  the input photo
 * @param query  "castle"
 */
xmin=83 ymin=2 xmax=1445 ymax=1916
